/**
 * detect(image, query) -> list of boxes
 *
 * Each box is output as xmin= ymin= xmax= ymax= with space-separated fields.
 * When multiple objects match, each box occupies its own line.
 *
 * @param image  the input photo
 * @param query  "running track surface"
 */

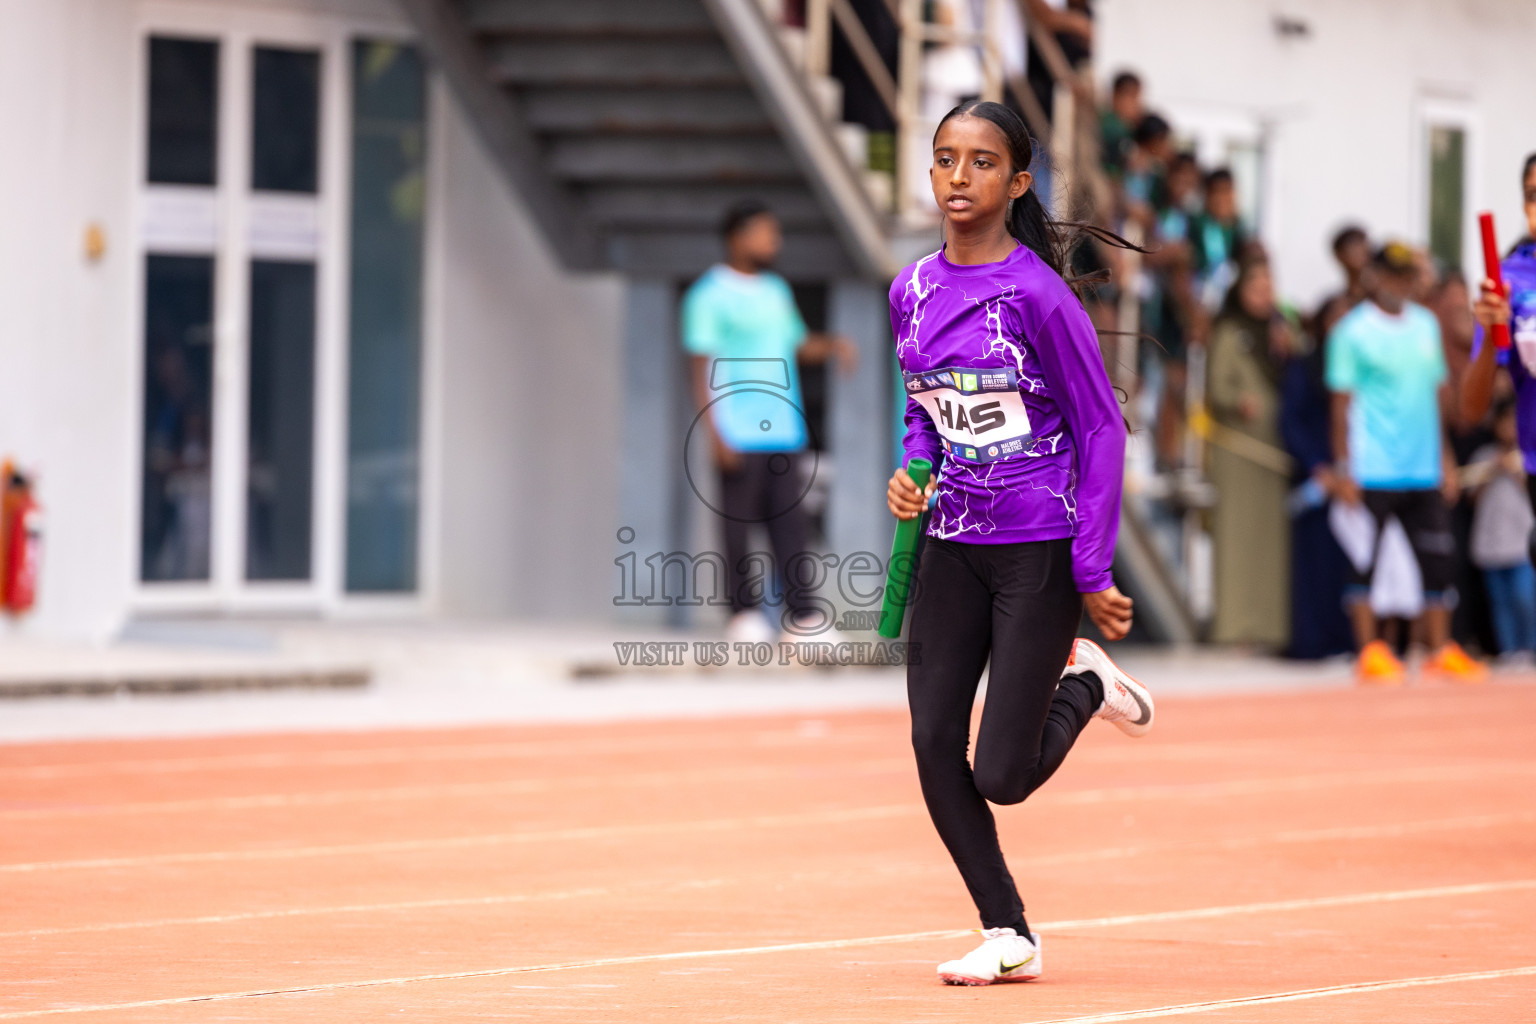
xmin=4 ymin=682 xmax=1536 ymax=1022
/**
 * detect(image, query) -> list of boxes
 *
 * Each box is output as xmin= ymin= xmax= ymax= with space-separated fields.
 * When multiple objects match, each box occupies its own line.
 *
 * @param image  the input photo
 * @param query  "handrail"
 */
xmin=829 ymin=0 xmax=898 ymax=120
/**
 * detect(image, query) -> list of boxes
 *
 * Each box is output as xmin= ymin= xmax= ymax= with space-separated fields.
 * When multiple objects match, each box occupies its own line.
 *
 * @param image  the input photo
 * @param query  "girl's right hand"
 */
xmin=1474 ymin=279 xmax=1511 ymax=329
xmin=887 ymin=466 xmax=937 ymax=520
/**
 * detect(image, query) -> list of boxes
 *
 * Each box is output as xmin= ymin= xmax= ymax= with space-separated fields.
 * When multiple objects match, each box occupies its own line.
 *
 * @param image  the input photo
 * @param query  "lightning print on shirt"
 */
xmin=889 ymin=244 xmax=1124 ymax=593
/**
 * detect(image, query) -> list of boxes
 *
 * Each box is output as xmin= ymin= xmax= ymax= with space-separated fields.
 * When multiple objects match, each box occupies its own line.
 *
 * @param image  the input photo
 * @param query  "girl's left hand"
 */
xmin=1084 ymin=586 xmax=1134 ymax=641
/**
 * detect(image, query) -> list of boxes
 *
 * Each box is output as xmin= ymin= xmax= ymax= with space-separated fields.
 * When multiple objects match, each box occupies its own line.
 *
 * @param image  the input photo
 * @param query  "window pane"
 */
xmin=252 ymin=47 xmax=320 ymax=193
xmin=141 ymin=255 xmax=215 ymax=581
xmin=148 ymin=37 xmax=219 ymax=186
xmin=1429 ymin=125 xmax=1465 ymax=272
xmin=247 ymin=260 xmax=317 ymax=581
xmin=345 ymin=41 xmax=425 ymax=593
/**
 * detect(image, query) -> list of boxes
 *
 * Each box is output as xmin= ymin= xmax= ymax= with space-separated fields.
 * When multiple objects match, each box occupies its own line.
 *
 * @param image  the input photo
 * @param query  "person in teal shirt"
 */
xmin=1326 ymin=241 xmax=1483 ymax=683
xmin=682 ymin=201 xmax=855 ymax=642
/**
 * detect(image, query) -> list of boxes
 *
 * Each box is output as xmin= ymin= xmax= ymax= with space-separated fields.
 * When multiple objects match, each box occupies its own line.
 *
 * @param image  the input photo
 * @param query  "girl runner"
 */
xmin=886 ymin=100 xmax=1154 ymax=986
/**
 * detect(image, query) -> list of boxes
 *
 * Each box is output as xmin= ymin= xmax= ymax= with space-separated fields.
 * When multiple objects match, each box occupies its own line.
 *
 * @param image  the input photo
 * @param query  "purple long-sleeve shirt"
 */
xmin=890 ymin=244 xmax=1125 ymax=593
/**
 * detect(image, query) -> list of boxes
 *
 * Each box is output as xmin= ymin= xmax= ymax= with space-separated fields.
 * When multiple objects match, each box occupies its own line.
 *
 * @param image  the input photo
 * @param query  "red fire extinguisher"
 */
xmin=0 ymin=460 xmax=42 ymax=614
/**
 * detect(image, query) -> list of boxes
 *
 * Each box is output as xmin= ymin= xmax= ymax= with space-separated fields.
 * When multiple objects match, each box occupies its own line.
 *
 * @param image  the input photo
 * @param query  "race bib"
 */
xmin=1514 ymin=304 xmax=1536 ymax=377
xmin=904 ymin=365 xmax=1034 ymax=463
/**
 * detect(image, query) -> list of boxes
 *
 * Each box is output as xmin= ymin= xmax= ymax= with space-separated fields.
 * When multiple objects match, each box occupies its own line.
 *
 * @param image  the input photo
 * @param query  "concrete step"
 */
xmin=522 ymin=87 xmax=771 ymax=135
xmin=832 ymin=121 xmax=869 ymax=169
xmin=465 ymin=0 xmax=714 ymax=36
xmin=0 ymin=639 xmax=368 ymax=698
xmin=777 ymin=23 xmax=807 ymax=69
xmin=579 ymin=184 xmax=828 ymax=230
xmin=604 ymin=228 xmax=852 ymax=276
xmin=485 ymin=39 xmax=743 ymax=88
xmin=548 ymin=135 xmax=800 ymax=182
xmin=861 ymin=169 xmax=894 ymax=214
xmin=806 ymin=74 xmax=843 ymax=123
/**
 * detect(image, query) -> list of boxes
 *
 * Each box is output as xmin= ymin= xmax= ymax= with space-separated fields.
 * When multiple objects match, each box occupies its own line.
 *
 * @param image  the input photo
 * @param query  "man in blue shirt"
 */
xmin=683 ymin=201 xmax=855 ymax=642
xmin=1328 ymin=241 xmax=1482 ymax=683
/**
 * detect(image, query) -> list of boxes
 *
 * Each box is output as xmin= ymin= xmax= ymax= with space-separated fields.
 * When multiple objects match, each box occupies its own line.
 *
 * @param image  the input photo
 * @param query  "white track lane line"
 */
xmin=5 ymin=803 xmax=1533 ymax=876
xmin=1024 ymin=966 xmax=1536 ymax=1023
xmin=5 ymin=884 xmax=1536 ymax=1019
xmin=0 ymin=804 xmax=921 ymax=874
xmin=2 ymin=714 xmax=1520 ymax=782
xmin=0 ymin=726 xmax=886 ymax=781
xmin=8 ymin=758 xmax=1534 ymax=821
xmin=8 ymin=869 xmax=1534 ymax=943
xmin=0 ymin=759 xmax=913 ymax=820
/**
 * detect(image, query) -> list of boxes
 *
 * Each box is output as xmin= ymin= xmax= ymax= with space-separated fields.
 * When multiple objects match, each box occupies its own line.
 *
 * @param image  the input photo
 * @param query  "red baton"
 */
xmin=1479 ymin=211 xmax=1512 ymax=351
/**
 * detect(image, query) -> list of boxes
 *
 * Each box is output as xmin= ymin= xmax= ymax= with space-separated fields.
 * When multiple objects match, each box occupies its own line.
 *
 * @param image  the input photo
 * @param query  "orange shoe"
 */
xmin=1356 ymin=640 xmax=1405 ymax=685
xmin=1423 ymin=641 xmax=1487 ymax=684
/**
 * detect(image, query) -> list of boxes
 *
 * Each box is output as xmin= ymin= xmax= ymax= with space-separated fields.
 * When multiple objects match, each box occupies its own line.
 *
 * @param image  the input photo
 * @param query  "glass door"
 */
xmin=136 ymin=18 xmax=333 ymax=608
xmin=134 ymin=10 xmax=426 ymax=612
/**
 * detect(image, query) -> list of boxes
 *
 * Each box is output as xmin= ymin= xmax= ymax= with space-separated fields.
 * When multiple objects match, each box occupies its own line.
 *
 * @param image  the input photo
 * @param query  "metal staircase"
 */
xmin=397 ymin=0 xmax=894 ymax=278
xmin=398 ymin=0 xmax=1199 ymax=643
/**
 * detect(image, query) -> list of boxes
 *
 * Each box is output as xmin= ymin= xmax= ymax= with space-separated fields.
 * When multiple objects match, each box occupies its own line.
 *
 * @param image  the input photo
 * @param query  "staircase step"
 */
xmin=833 ymin=121 xmax=869 ymax=169
xmin=549 ymin=136 xmax=800 ymax=182
xmin=861 ymin=169 xmax=894 ymax=214
xmin=580 ymin=184 xmax=827 ymax=229
xmin=464 ymin=0 xmax=713 ymax=37
xmin=606 ymin=229 xmax=852 ymax=276
xmin=806 ymin=75 xmax=843 ymax=123
xmin=484 ymin=39 xmax=743 ymax=88
xmin=777 ymin=24 xmax=807 ymax=69
xmin=523 ymin=88 xmax=771 ymax=135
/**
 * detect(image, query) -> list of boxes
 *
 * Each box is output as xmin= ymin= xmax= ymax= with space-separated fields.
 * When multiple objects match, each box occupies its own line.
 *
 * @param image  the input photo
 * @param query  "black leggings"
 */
xmin=907 ymin=537 xmax=1100 ymax=932
xmin=718 ymin=453 xmax=811 ymax=619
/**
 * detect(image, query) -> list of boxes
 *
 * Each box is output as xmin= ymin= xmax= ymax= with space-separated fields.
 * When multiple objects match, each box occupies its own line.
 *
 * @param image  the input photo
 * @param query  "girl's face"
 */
xmin=1524 ymin=166 xmax=1536 ymax=239
xmin=1238 ymin=264 xmax=1274 ymax=319
xmin=931 ymin=116 xmax=1030 ymax=231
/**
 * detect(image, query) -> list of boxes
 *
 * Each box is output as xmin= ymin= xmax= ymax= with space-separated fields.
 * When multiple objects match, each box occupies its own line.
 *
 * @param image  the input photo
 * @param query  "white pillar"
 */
xmin=827 ymin=279 xmax=893 ymax=564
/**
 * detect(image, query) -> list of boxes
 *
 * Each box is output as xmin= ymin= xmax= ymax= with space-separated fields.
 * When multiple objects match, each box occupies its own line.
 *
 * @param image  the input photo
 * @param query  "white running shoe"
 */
xmin=1064 ymin=638 xmax=1154 ymax=738
xmin=725 ymin=610 xmax=776 ymax=645
xmin=937 ymin=928 xmax=1042 ymax=986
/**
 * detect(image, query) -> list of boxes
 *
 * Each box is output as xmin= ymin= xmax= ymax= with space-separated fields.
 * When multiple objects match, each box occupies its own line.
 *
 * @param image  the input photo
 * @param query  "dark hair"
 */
xmin=1111 ymin=71 xmax=1141 ymax=94
xmin=720 ymin=199 xmax=773 ymax=240
xmin=1374 ymin=240 xmax=1418 ymax=275
xmin=1132 ymin=113 xmax=1171 ymax=147
xmin=1523 ymin=152 xmax=1536 ymax=186
xmin=933 ymin=99 xmax=1146 ymax=286
xmin=1168 ymin=151 xmax=1199 ymax=174
xmin=1204 ymin=166 xmax=1234 ymax=191
xmin=1331 ymin=224 xmax=1367 ymax=255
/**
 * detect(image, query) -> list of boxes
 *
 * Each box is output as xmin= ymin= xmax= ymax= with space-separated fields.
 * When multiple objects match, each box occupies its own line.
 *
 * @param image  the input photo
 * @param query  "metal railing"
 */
xmin=757 ymin=0 xmax=1208 ymax=640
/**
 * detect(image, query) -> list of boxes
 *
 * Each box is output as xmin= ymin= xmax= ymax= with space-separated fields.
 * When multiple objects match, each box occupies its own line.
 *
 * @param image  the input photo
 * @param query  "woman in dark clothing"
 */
xmin=1278 ymin=294 xmax=1355 ymax=659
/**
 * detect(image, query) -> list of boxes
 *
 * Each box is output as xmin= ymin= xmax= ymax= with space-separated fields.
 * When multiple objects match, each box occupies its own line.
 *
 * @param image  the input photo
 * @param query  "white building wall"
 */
xmin=0 ymin=0 xmax=626 ymax=639
xmin=427 ymin=86 xmax=625 ymax=621
xmin=0 ymin=0 xmax=141 ymax=641
xmin=1098 ymin=0 xmax=1536 ymax=308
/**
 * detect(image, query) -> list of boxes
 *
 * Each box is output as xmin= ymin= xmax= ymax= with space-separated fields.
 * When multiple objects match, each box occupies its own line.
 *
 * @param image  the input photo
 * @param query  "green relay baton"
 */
xmin=878 ymin=457 xmax=933 ymax=638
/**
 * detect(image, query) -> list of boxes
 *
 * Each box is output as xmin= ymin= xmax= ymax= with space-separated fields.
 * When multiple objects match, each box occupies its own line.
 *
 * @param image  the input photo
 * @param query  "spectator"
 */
xmin=1326 ymin=241 xmax=1485 ymax=683
xmin=1329 ymin=225 xmax=1372 ymax=307
xmin=1468 ymin=397 xmax=1536 ymax=661
xmin=1279 ymin=293 xmax=1355 ymax=659
xmin=1191 ymin=167 xmax=1247 ymax=310
xmin=1432 ymin=270 xmax=1501 ymax=656
xmin=682 ymin=201 xmax=855 ymax=643
xmin=1144 ymin=151 xmax=1203 ymax=466
xmin=1206 ymin=255 xmax=1294 ymax=647
xmin=1122 ymin=112 xmax=1173 ymax=233
xmin=1099 ymin=70 xmax=1143 ymax=178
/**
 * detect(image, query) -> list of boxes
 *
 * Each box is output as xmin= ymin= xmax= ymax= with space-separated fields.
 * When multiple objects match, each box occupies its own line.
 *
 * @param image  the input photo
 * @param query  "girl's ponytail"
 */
xmin=1011 ymin=187 xmax=1064 ymax=278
